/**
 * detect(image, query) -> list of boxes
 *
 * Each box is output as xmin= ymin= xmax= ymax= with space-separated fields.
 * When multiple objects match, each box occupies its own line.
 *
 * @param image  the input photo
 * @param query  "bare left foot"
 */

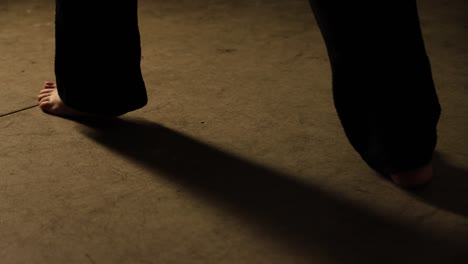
xmin=390 ymin=162 xmax=433 ymax=188
xmin=38 ymin=81 xmax=90 ymax=117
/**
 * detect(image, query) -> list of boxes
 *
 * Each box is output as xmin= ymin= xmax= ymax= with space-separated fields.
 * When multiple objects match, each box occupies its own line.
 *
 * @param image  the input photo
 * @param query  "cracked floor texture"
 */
xmin=1 ymin=0 xmax=467 ymax=263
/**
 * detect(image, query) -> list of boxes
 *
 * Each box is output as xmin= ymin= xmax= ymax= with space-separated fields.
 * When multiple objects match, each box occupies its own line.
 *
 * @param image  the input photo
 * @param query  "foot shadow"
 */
xmin=75 ymin=117 xmax=468 ymax=263
xmin=412 ymin=151 xmax=468 ymax=216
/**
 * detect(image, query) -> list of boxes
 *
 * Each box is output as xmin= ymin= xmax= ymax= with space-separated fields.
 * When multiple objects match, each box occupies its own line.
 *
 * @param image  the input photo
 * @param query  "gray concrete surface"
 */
xmin=1 ymin=0 xmax=467 ymax=263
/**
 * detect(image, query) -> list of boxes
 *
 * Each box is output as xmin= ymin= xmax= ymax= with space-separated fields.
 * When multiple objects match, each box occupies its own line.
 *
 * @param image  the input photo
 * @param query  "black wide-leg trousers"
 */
xmin=308 ymin=0 xmax=441 ymax=175
xmin=55 ymin=0 xmax=147 ymax=116
xmin=55 ymin=0 xmax=441 ymax=175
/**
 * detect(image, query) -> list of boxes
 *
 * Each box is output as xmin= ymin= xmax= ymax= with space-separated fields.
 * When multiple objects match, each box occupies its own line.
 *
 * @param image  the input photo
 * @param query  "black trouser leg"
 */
xmin=55 ymin=0 xmax=147 ymax=116
xmin=308 ymin=0 xmax=441 ymax=175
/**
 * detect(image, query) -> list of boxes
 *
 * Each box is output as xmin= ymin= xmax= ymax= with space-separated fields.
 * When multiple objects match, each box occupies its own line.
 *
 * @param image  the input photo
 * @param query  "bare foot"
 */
xmin=38 ymin=81 xmax=89 ymax=117
xmin=390 ymin=162 xmax=433 ymax=188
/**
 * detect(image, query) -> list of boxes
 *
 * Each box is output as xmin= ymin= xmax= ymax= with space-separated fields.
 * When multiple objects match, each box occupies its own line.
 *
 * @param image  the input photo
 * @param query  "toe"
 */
xmin=39 ymin=88 xmax=54 ymax=94
xmin=44 ymin=82 xmax=56 ymax=89
xmin=38 ymin=91 xmax=52 ymax=100
xmin=38 ymin=94 xmax=51 ymax=102
xmin=39 ymin=101 xmax=51 ymax=112
xmin=38 ymin=90 xmax=52 ymax=96
xmin=39 ymin=96 xmax=50 ymax=104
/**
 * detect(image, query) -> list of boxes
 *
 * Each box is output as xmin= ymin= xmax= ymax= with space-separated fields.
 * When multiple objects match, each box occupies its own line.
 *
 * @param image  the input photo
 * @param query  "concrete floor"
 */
xmin=1 ymin=0 xmax=467 ymax=263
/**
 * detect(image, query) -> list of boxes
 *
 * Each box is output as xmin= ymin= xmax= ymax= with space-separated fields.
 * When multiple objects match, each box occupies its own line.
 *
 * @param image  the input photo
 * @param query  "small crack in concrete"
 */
xmin=0 ymin=105 xmax=38 ymax=118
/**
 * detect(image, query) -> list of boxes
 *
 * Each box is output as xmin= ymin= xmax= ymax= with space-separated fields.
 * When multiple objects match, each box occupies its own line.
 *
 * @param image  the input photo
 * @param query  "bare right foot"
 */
xmin=38 ymin=81 xmax=90 ymax=117
xmin=390 ymin=162 xmax=433 ymax=188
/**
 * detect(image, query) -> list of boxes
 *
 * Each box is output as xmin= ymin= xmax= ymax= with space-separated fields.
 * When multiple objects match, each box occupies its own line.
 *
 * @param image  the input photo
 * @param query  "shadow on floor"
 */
xmin=412 ymin=151 xmax=468 ymax=216
xmin=75 ymin=117 xmax=467 ymax=263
